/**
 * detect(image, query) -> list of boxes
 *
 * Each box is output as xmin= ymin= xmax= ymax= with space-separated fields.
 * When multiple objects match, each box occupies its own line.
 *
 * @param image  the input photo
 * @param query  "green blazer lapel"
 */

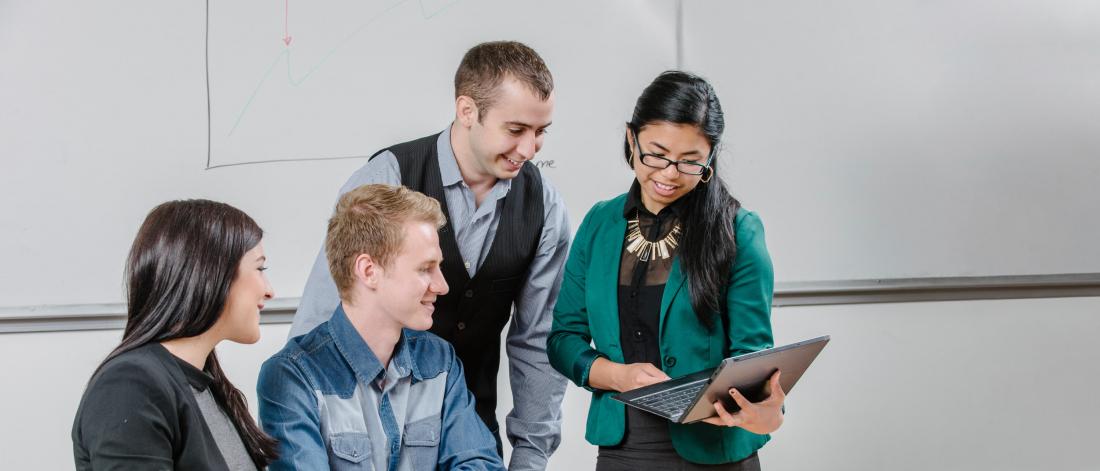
xmin=659 ymin=257 xmax=688 ymax=340
xmin=591 ymin=202 xmax=628 ymax=362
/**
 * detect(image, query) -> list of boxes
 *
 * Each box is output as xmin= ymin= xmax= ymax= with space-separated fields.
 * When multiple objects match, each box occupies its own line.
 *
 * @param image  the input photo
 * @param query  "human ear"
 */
xmin=354 ymin=253 xmax=379 ymax=289
xmin=455 ymin=96 xmax=478 ymax=128
xmin=625 ymin=126 xmax=637 ymax=165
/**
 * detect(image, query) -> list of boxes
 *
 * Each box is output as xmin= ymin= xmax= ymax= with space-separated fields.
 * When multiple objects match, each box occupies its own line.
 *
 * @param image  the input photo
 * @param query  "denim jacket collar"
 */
xmin=328 ymin=304 xmax=422 ymax=384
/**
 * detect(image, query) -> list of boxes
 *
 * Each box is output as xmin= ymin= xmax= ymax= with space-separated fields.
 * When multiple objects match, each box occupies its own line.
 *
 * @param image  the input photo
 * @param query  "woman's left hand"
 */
xmin=702 ymin=370 xmax=785 ymax=434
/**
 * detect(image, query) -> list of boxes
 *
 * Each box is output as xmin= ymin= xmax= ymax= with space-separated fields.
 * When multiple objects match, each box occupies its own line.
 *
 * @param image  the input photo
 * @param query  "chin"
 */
xmin=417 ymin=317 xmax=434 ymax=331
xmin=230 ymin=332 xmax=261 ymax=345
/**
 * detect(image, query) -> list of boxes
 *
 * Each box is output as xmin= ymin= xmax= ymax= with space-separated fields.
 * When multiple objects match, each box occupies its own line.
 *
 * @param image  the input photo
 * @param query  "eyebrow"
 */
xmin=647 ymin=141 xmax=703 ymax=156
xmin=505 ymin=121 xmax=553 ymax=129
xmin=256 ymin=255 xmax=267 ymax=263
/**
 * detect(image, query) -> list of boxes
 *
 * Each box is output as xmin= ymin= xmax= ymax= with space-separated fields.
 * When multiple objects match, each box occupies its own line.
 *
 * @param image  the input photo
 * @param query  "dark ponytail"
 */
xmin=625 ymin=71 xmax=741 ymax=329
xmin=96 ymin=200 xmax=278 ymax=467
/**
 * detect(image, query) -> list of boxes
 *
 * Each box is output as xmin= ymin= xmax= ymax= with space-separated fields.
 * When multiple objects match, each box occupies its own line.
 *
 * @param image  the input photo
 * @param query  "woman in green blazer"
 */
xmin=548 ymin=71 xmax=785 ymax=469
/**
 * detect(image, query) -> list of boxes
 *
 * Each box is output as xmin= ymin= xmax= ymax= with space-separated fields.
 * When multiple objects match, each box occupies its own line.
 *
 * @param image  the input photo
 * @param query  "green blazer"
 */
xmin=547 ymin=192 xmax=775 ymax=465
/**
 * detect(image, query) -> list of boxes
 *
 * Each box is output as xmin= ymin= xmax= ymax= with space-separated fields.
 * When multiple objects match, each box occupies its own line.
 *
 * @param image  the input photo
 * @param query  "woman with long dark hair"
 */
xmin=548 ymin=71 xmax=784 ymax=469
xmin=72 ymin=200 xmax=279 ymax=470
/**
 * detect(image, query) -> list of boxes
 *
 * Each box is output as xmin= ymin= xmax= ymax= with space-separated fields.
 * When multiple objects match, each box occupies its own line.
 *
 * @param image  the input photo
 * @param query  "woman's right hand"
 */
xmin=589 ymin=357 xmax=671 ymax=392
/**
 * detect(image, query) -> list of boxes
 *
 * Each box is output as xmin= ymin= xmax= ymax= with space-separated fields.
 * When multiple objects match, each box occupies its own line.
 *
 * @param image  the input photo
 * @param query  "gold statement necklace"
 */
xmin=625 ymin=210 xmax=682 ymax=262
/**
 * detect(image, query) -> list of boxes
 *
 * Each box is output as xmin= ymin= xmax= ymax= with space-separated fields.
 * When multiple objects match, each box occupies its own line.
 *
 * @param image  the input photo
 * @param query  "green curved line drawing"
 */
xmin=225 ymin=0 xmax=461 ymax=136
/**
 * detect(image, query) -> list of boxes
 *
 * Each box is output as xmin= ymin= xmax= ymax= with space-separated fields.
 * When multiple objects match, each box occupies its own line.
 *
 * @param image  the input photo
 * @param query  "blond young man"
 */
xmin=259 ymin=184 xmax=504 ymax=470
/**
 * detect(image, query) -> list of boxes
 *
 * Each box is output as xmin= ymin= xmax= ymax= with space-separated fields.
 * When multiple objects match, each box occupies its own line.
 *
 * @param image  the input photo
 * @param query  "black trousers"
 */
xmin=596 ymin=408 xmax=762 ymax=471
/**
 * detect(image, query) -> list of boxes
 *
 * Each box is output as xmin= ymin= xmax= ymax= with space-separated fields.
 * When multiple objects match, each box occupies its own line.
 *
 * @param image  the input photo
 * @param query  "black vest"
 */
xmin=372 ymin=133 xmax=545 ymax=432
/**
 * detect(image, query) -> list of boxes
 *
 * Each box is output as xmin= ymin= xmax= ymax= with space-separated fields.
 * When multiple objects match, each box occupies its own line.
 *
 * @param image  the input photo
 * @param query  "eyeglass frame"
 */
xmin=631 ymin=130 xmax=714 ymax=176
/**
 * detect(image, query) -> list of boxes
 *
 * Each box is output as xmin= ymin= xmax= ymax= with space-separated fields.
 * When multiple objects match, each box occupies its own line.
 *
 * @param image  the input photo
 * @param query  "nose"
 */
xmin=516 ymin=133 xmax=537 ymax=161
xmin=431 ymin=268 xmax=449 ymax=296
xmin=660 ymin=163 xmax=680 ymax=179
xmin=264 ymin=278 xmax=275 ymax=300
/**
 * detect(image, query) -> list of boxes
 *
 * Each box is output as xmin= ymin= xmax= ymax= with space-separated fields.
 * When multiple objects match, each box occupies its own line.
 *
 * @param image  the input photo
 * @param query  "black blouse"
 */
xmin=616 ymin=181 xmax=689 ymax=367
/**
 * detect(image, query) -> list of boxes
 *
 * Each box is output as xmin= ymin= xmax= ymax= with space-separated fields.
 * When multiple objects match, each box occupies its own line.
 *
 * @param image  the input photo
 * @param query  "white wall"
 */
xmin=3 ymin=296 xmax=1098 ymax=470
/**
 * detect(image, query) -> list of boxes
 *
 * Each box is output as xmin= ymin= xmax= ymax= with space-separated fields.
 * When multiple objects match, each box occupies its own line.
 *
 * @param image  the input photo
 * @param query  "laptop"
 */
xmin=613 ymin=335 xmax=830 ymax=423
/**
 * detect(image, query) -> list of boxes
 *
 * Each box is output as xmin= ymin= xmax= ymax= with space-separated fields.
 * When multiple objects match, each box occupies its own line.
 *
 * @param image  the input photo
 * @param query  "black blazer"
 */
xmin=72 ymin=343 xmax=242 ymax=470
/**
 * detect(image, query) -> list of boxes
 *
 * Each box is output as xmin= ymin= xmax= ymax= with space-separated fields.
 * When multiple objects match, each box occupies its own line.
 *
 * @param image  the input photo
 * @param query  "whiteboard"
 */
xmin=684 ymin=0 xmax=1100 ymax=282
xmin=3 ymin=0 xmax=1099 ymax=313
xmin=0 ymin=0 xmax=673 ymax=308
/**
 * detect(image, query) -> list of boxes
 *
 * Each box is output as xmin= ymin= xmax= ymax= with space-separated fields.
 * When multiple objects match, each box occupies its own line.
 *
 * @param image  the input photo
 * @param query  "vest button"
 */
xmin=664 ymin=356 xmax=677 ymax=368
xmin=457 ymin=322 xmax=466 ymax=331
xmin=464 ymin=289 xmax=474 ymax=298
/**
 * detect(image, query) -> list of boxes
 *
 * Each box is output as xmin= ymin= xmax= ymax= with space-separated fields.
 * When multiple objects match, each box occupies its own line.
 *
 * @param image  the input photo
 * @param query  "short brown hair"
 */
xmin=454 ymin=41 xmax=554 ymax=120
xmin=326 ymin=184 xmax=446 ymax=300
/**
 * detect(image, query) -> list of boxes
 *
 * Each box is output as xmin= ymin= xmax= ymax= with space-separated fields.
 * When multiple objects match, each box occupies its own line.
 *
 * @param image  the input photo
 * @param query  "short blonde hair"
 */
xmin=326 ymin=184 xmax=446 ymax=300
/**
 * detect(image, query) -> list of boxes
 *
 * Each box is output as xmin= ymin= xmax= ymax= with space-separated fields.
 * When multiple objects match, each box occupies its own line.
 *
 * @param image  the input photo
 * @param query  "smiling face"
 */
xmin=629 ymin=121 xmax=713 ymax=214
xmin=374 ymin=220 xmax=449 ymax=332
xmin=461 ymin=76 xmax=554 ymax=180
xmin=215 ymin=243 xmax=273 ymax=345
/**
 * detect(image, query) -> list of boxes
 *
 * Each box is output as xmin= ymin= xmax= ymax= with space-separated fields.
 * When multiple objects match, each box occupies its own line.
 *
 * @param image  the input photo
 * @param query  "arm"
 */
xmin=503 ymin=179 xmax=569 ymax=470
xmin=546 ymin=206 xmax=605 ymax=391
xmin=289 ymin=151 xmax=402 ymax=338
xmin=587 ymin=357 xmax=669 ymax=393
xmin=439 ymin=351 xmax=507 ymax=471
xmin=701 ymin=211 xmax=782 ymax=433
xmin=725 ymin=211 xmax=775 ymax=356
xmin=257 ymin=356 xmax=329 ymax=471
xmin=76 ymin=364 xmax=174 ymax=470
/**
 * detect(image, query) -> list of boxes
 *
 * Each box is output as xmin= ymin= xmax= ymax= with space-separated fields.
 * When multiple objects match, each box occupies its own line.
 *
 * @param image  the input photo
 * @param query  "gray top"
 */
xmin=190 ymin=387 xmax=258 ymax=471
xmin=290 ymin=126 xmax=570 ymax=470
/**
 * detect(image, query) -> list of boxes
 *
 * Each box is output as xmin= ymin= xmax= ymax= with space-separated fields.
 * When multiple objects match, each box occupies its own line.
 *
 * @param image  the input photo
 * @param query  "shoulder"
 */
xmin=76 ymin=345 xmax=180 ymax=426
xmin=538 ymin=172 xmax=565 ymax=218
xmin=576 ymin=193 xmax=628 ymax=233
xmin=87 ymin=345 xmax=177 ymax=396
xmin=532 ymin=172 xmax=572 ymax=238
xmin=262 ymin=322 xmax=335 ymax=374
xmin=260 ymin=322 xmax=345 ymax=392
xmin=403 ymin=329 xmax=458 ymax=379
xmin=734 ymin=209 xmax=766 ymax=245
xmin=339 ymin=150 xmax=400 ymax=194
xmin=730 ymin=208 xmax=772 ymax=272
xmin=343 ymin=132 xmax=443 ymax=192
xmin=536 ymin=170 xmax=562 ymax=206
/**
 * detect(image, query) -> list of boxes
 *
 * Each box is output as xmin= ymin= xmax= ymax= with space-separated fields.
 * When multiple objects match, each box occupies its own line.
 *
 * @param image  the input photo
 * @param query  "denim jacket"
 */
xmin=258 ymin=306 xmax=503 ymax=471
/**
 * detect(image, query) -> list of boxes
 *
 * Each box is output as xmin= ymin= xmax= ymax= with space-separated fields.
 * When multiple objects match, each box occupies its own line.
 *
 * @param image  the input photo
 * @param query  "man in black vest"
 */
xmin=290 ymin=41 xmax=569 ymax=470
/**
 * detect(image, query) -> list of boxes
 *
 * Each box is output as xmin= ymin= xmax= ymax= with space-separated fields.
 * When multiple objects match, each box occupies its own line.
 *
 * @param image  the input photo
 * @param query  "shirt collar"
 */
xmin=328 ymin=304 xmax=417 ymax=384
xmin=622 ymin=179 xmax=688 ymax=219
xmin=436 ymin=124 xmax=513 ymax=197
xmin=167 ymin=350 xmax=216 ymax=392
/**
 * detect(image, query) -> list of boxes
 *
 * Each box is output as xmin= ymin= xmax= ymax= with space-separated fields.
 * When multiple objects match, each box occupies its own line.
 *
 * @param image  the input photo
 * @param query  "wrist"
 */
xmin=589 ymin=357 xmax=620 ymax=391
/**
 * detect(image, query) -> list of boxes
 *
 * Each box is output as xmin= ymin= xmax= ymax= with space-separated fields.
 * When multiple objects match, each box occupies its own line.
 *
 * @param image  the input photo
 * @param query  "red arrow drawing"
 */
xmin=282 ymin=0 xmax=293 ymax=46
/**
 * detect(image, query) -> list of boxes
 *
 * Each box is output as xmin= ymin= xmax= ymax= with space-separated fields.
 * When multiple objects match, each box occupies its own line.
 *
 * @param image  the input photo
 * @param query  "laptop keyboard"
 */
xmin=632 ymin=379 xmax=709 ymax=419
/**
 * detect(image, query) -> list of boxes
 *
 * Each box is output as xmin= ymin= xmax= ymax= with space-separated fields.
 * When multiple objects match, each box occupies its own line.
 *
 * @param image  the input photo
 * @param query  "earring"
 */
xmin=700 ymin=167 xmax=713 ymax=183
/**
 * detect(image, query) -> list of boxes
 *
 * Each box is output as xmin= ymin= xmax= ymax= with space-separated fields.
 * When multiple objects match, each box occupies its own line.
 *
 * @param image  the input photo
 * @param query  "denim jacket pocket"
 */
xmin=330 ymin=431 xmax=373 ymax=470
xmin=403 ymin=415 xmax=441 ymax=469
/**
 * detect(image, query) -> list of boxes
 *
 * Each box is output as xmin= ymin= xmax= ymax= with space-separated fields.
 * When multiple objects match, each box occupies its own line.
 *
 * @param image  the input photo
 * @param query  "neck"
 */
xmin=449 ymin=121 xmax=498 ymax=204
xmin=342 ymin=300 xmax=402 ymax=367
xmin=161 ymin=332 xmax=220 ymax=370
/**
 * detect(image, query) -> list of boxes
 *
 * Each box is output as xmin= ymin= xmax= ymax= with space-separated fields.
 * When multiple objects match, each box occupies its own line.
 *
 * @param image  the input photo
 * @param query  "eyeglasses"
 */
xmin=635 ymin=137 xmax=712 ymax=176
